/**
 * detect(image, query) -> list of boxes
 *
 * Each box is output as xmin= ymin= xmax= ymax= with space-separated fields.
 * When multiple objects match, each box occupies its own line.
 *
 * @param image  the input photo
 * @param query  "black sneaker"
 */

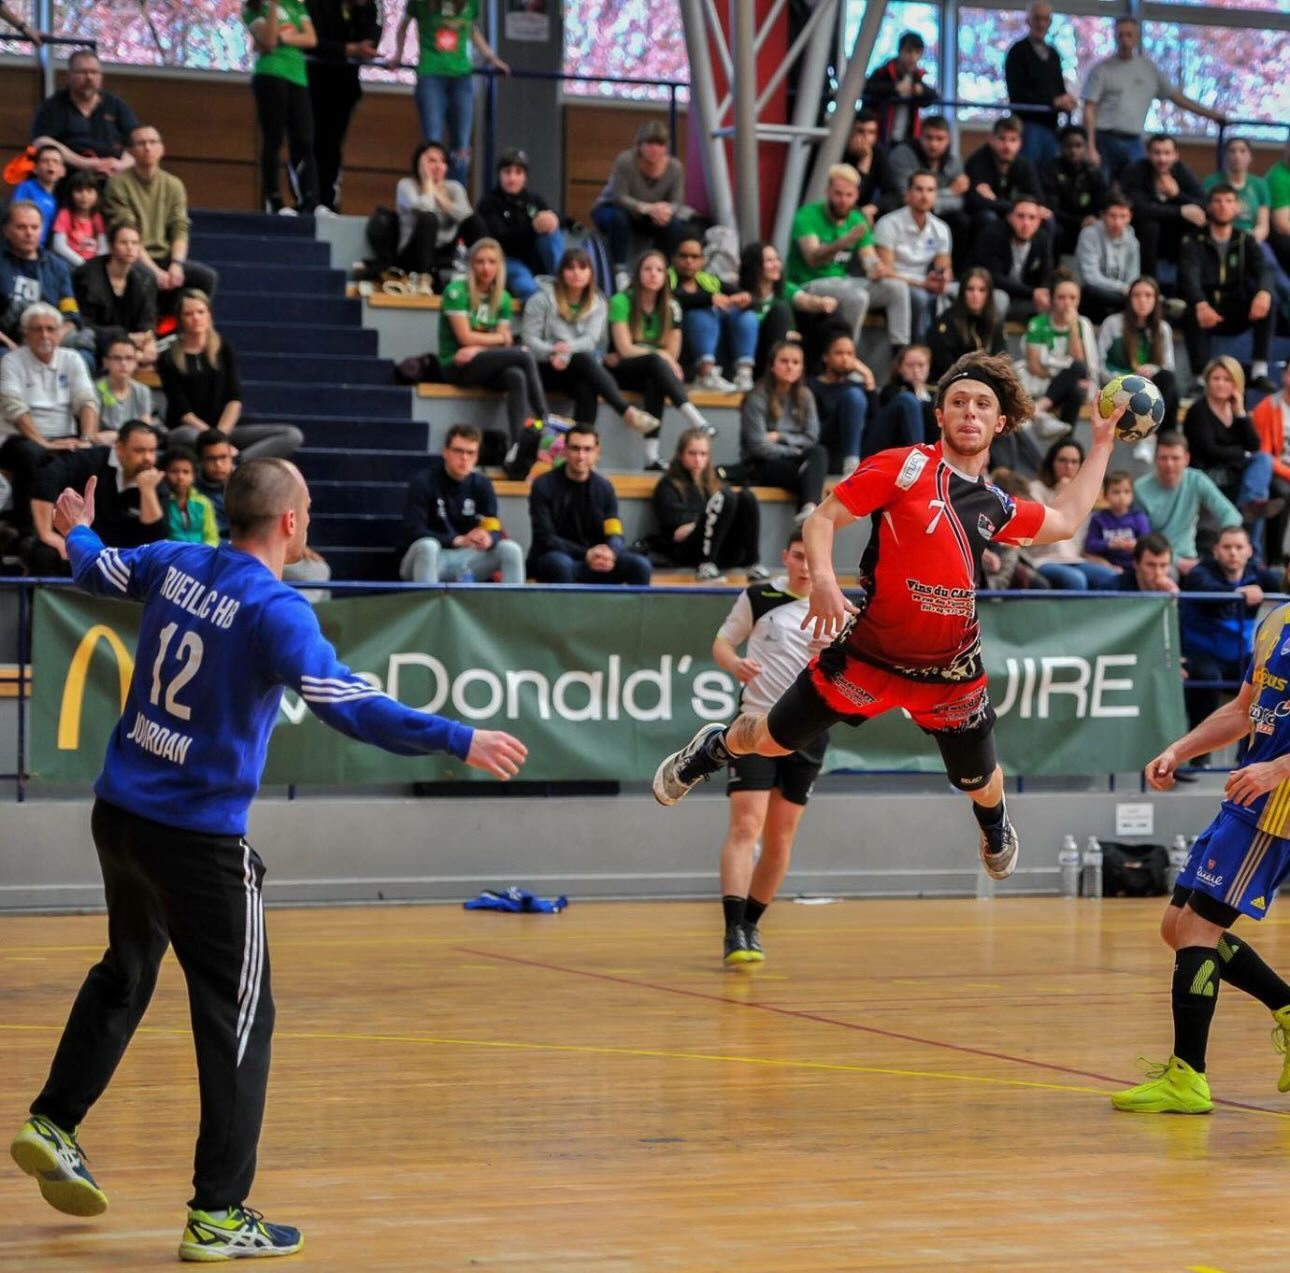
xmin=978 ymin=809 xmax=1020 ymax=880
xmin=502 ymin=429 xmax=542 ymax=481
xmin=741 ymin=923 xmax=765 ymax=962
xmin=723 ymin=924 xmax=752 ymax=965
xmin=653 ymin=723 xmax=730 ymax=806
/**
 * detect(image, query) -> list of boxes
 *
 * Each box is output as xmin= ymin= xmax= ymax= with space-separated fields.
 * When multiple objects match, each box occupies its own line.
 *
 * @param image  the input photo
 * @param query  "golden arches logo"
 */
xmin=57 ymin=624 xmax=134 ymax=750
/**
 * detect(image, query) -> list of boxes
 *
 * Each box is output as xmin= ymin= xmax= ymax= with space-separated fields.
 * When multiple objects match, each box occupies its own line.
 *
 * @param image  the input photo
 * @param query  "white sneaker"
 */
xmin=696 ymin=366 xmax=737 ymax=394
xmin=841 ymin=455 xmax=860 ymax=477
xmin=276 ymin=207 xmax=299 ymax=217
xmin=615 ymin=269 xmax=631 ymax=293
xmin=696 ymin=562 xmax=726 ymax=582
xmin=1032 ymin=410 xmax=1070 ymax=439
xmin=314 ymin=206 xmax=338 ymax=219
xmin=794 ymin=502 xmax=818 ymax=525
xmin=733 ymin=363 xmax=755 ymax=393
xmin=624 ymin=406 xmax=660 ymax=435
xmin=1133 ymin=437 xmax=1156 ymax=464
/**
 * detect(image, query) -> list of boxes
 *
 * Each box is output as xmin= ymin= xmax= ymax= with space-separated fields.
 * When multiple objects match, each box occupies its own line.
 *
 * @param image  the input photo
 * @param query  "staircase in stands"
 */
xmin=193 ymin=209 xmax=427 ymax=580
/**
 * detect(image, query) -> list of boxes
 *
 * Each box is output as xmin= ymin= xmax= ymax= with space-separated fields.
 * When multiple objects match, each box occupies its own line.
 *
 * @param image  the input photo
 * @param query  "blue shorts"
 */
xmin=1177 ymin=807 xmax=1290 ymax=921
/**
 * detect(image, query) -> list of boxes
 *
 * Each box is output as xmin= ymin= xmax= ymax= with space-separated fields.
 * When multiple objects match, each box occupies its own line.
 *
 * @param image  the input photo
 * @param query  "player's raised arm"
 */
xmin=56 ymin=477 xmax=177 ymax=600
xmin=1032 ymin=394 xmax=1125 ymax=544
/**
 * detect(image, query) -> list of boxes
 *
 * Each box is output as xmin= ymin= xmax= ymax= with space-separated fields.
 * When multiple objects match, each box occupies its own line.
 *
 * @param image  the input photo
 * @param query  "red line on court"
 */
xmin=455 ymin=945 xmax=1286 ymax=1116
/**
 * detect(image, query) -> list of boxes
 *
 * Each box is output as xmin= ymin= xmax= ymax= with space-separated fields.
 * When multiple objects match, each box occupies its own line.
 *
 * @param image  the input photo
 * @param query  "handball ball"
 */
xmin=1099 ymin=374 xmax=1166 ymax=443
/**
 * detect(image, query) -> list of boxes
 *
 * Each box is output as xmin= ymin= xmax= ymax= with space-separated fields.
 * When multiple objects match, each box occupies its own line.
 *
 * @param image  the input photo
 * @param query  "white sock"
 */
xmin=643 ymin=436 xmax=660 ymax=465
xmin=680 ymin=402 xmax=706 ymax=429
xmin=1254 ymin=360 xmax=1269 ymax=379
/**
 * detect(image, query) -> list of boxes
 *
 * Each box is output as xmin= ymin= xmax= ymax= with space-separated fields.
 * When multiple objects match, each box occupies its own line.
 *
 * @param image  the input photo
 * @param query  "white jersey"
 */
xmin=717 ymin=577 xmax=820 ymax=715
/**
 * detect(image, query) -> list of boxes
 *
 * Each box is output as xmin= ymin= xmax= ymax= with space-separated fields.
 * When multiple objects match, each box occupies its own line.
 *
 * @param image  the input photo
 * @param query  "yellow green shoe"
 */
xmin=9 ymin=1114 xmax=108 ymax=1216
xmin=1110 ymin=1056 xmax=1214 ymax=1114
xmin=179 ymin=1206 xmax=303 ymax=1262
xmin=741 ymin=924 xmax=766 ymax=964
xmin=1271 ymin=1005 xmax=1290 ymax=1093
xmin=723 ymin=925 xmax=753 ymax=965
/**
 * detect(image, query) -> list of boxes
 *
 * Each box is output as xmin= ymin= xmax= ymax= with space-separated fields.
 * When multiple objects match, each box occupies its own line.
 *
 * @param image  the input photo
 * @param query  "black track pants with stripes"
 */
xmin=32 ymin=798 xmax=275 ymax=1210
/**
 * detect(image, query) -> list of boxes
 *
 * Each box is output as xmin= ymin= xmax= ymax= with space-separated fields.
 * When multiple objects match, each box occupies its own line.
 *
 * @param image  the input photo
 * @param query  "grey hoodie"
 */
xmin=1075 ymin=221 xmax=1141 ymax=297
xmin=519 ymin=281 xmax=608 ymax=362
xmin=740 ymin=384 xmax=820 ymax=463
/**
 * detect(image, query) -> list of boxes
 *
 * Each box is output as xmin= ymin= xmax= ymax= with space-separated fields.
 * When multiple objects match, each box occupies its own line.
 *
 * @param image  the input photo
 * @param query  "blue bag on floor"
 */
xmin=463 ymin=887 xmax=568 ymax=914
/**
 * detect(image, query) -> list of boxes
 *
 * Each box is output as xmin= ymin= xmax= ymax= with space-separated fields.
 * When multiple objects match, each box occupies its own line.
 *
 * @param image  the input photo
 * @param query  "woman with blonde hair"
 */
xmin=520 ymin=246 xmax=656 ymax=434
xmin=738 ymin=340 xmax=827 ymax=516
xmin=649 ymin=427 xmax=764 ymax=580
xmin=440 ymin=237 xmax=549 ymax=479
xmin=159 ymin=289 xmax=302 ymax=457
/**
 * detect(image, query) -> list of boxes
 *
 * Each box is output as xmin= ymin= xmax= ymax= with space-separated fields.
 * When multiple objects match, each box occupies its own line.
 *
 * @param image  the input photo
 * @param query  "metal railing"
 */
xmin=1 ymin=577 xmax=1262 ymax=802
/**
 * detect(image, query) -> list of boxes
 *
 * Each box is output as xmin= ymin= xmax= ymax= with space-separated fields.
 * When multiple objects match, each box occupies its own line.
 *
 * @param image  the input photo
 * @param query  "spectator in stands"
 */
xmin=787 ymin=163 xmax=903 ymax=351
xmin=1024 ymin=438 xmax=1119 ymax=589
xmin=476 ymin=147 xmax=562 ymax=304
xmin=1183 ymin=357 xmax=1281 ymax=558
xmin=964 ymin=115 xmax=1044 ymax=240
xmin=26 ymin=419 xmax=163 ymax=574
xmin=1042 ymin=125 xmax=1106 ymax=260
xmin=1268 ymin=136 xmax=1290 ymax=280
xmin=245 ymin=0 xmax=319 ymax=215
xmin=1113 ymin=530 xmax=1179 ymax=592
xmin=29 ymin=49 xmax=138 ymax=178
xmin=1005 ymin=2 xmax=1077 ymax=167
xmin=928 ymin=266 xmax=1006 ymax=380
xmin=0 ymin=201 xmax=89 ymax=363
xmin=669 ymin=237 xmax=746 ymax=392
xmin=649 ymin=428 xmax=764 ymax=582
xmin=395 ymin=0 xmax=508 ymax=188
xmin=1017 ymin=270 xmax=1097 ymax=440
xmin=1074 ymin=195 xmax=1138 ymax=324
xmin=1119 ymin=134 xmax=1206 ymax=288
xmin=194 ymin=428 xmax=232 ymax=538
xmin=306 ymin=0 xmax=382 ymax=212
xmin=1081 ymin=16 xmax=1225 ymax=182
xmin=972 ymin=195 xmax=1053 ymax=322
xmin=397 ymin=423 xmax=524 ymax=584
xmin=95 ymin=336 xmax=154 ymax=435
xmin=1085 ymin=469 xmax=1151 ymax=575
xmin=1249 ymin=359 xmax=1290 ymax=566
xmin=0 ymin=2 xmax=48 ymax=46
xmin=528 ymin=423 xmax=651 ymax=584
xmin=10 ymin=145 xmax=63 ymax=246
xmin=521 ymin=247 xmax=657 ymax=436
xmin=0 ymin=302 xmax=100 ymax=529
xmin=981 ymin=469 xmax=1049 ymax=590
xmin=862 ymin=30 xmax=937 ymax=146
xmin=887 ymin=116 xmax=970 ymax=262
xmin=873 ymin=169 xmax=952 ymax=346
xmin=592 ymin=121 xmax=696 ymax=273
xmin=104 ymin=125 xmax=219 ymax=310
xmin=1097 ymin=275 xmax=1179 ymax=434
xmin=807 ymin=329 xmax=873 ymax=477
xmin=394 ymin=140 xmax=478 ymax=291
xmin=161 ymin=444 xmax=219 ymax=545
xmin=1181 ymin=524 xmax=1282 ymax=730
xmin=842 ymin=109 xmax=899 ymax=224
xmin=1133 ymin=430 xmax=1241 ymax=574
xmin=49 ymin=171 xmax=107 ymax=270
xmin=1180 ymin=183 xmax=1274 ymax=391
xmin=73 ymin=222 xmax=159 ymax=366
xmin=867 ymin=343 xmax=937 ymax=458
xmin=739 ymin=341 xmax=826 ymax=518
xmin=607 ymin=249 xmax=712 ymax=472
xmin=159 ymin=290 xmax=303 ymax=459
xmin=1207 ymin=136 xmax=1290 ymax=313
xmin=737 ymin=240 xmax=839 ymax=381
xmin=438 ymin=238 xmax=549 ymax=480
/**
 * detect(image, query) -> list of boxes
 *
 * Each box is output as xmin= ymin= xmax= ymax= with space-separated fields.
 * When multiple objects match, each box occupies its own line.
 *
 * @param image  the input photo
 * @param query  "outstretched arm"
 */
xmin=1031 ymin=397 xmax=1124 ymax=544
xmin=1146 ymin=680 xmax=1255 ymax=790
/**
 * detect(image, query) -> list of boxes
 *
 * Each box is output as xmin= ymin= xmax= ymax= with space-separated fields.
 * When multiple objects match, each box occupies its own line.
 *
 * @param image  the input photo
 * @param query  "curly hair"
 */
xmin=934 ymin=351 xmax=1034 ymax=436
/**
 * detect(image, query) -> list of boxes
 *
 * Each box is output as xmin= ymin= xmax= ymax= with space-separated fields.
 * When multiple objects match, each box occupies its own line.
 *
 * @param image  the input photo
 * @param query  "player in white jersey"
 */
xmin=712 ymin=529 xmax=827 ymax=964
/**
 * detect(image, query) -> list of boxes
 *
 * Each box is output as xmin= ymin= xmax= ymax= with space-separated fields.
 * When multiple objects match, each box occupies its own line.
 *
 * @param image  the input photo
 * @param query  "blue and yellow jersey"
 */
xmin=1231 ymin=601 xmax=1290 ymax=836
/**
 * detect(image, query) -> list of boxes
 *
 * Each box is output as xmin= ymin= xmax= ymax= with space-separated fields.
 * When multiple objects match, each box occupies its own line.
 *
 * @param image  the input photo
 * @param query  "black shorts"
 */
xmin=726 ymin=730 xmax=829 ymax=806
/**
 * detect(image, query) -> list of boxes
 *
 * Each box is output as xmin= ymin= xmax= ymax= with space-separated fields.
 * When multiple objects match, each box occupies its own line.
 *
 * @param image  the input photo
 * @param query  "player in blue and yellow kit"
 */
xmin=1113 ymin=601 xmax=1290 ymax=1114
xmin=8 ymin=460 xmax=528 ymax=1260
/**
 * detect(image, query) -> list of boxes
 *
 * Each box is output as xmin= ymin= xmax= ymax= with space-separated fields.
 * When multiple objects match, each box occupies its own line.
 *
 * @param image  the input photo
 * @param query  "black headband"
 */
xmin=937 ymin=366 xmax=1005 ymax=409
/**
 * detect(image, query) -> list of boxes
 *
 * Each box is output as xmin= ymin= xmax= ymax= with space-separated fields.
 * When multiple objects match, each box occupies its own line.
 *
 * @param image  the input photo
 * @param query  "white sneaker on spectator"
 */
xmin=1033 ymin=411 xmax=1070 ymax=439
xmin=695 ymin=365 xmax=737 ymax=394
xmin=794 ymin=502 xmax=818 ymax=525
xmin=615 ymin=269 xmax=631 ymax=293
xmin=696 ymin=562 xmax=726 ymax=582
xmin=277 ymin=207 xmax=299 ymax=217
xmin=842 ymin=455 xmax=860 ymax=477
xmin=624 ymin=405 xmax=659 ymax=435
xmin=747 ymin=563 xmax=772 ymax=582
xmin=733 ymin=363 xmax=755 ymax=393
xmin=1133 ymin=436 xmax=1156 ymax=464
xmin=314 ymin=206 xmax=338 ymax=219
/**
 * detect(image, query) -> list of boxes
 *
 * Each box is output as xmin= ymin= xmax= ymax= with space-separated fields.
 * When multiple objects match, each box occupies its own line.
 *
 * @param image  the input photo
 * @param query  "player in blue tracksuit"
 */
xmin=1112 ymin=600 xmax=1290 ymax=1116
xmin=8 ymin=459 xmax=527 ymax=1263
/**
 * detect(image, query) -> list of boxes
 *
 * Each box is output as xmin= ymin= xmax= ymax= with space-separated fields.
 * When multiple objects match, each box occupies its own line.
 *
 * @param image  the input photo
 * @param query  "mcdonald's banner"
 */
xmin=29 ymin=587 xmax=1187 ymax=786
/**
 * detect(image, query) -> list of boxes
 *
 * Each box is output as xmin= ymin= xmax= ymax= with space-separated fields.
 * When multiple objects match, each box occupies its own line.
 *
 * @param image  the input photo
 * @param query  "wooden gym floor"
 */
xmin=2 ymin=897 xmax=1288 ymax=1271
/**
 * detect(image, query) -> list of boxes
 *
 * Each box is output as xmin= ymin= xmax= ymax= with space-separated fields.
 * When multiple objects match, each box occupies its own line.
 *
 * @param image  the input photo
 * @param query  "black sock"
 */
xmin=971 ymin=799 xmax=1005 ymax=829
xmin=710 ymin=728 xmax=735 ymax=762
xmin=1172 ymin=945 xmax=1221 ymax=1072
xmin=744 ymin=896 xmax=768 ymax=927
xmin=1217 ymin=934 xmax=1290 ymax=1012
xmin=722 ymin=895 xmax=745 ymax=929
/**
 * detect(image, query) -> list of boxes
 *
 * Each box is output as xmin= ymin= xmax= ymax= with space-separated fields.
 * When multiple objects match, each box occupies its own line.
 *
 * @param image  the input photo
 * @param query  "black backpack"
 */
xmin=1099 ymin=841 xmax=1170 ymax=898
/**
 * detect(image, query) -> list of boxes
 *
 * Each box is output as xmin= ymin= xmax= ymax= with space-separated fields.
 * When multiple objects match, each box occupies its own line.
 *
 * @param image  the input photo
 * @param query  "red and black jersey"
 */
xmin=832 ymin=443 xmax=1046 ymax=674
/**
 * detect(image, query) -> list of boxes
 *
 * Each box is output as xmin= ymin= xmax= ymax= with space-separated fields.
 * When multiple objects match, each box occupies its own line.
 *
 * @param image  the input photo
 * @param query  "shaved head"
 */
xmin=225 ymin=458 xmax=306 ymax=540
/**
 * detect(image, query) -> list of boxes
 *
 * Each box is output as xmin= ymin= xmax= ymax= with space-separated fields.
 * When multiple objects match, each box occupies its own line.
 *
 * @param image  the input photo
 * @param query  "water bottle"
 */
xmin=1058 ymin=835 xmax=1081 ymax=898
xmin=975 ymin=863 xmax=995 ymax=900
xmin=1082 ymin=835 xmax=1104 ymax=900
xmin=1168 ymin=834 xmax=1190 ymax=890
